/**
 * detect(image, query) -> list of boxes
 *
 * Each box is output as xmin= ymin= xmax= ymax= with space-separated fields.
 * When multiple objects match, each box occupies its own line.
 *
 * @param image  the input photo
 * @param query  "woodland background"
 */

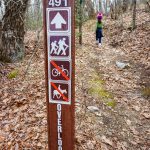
xmin=0 ymin=0 xmax=150 ymax=149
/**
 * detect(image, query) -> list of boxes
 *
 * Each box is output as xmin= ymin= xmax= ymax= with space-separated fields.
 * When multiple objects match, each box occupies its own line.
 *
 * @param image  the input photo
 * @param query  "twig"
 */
xmin=23 ymin=26 xmax=43 ymax=78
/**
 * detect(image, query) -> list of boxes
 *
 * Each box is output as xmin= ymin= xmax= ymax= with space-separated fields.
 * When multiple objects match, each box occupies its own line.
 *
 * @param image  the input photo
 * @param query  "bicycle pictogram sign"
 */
xmin=50 ymin=60 xmax=71 ymax=81
xmin=49 ymin=35 xmax=71 ymax=58
xmin=49 ymin=82 xmax=71 ymax=104
xmin=52 ymin=65 xmax=69 ymax=77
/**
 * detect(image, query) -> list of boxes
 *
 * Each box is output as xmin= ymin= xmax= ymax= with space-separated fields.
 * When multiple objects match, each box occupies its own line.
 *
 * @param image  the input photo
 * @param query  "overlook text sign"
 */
xmin=43 ymin=0 xmax=75 ymax=149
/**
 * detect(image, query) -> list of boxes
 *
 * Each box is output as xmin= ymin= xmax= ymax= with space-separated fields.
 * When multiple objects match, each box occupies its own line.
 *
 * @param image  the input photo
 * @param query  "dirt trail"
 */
xmin=0 ymin=20 xmax=149 ymax=149
xmin=75 ymin=20 xmax=150 ymax=150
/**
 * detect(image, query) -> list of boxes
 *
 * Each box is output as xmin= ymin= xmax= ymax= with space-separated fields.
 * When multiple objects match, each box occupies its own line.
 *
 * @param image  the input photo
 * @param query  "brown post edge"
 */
xmin=43 ymin=0 xmax=51 ymax=149
xmin=43 ymin=0 xmax=75 ymax=149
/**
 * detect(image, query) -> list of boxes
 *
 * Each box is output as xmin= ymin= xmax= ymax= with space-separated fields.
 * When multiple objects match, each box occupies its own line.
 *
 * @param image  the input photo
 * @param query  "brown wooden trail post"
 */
xmin=43 ymin=0 xmax=75 ymax=150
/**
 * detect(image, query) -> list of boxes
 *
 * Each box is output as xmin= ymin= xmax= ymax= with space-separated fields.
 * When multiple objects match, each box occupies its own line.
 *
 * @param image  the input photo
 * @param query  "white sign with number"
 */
xmin=49 ymin=0 xmax=67 ymax=7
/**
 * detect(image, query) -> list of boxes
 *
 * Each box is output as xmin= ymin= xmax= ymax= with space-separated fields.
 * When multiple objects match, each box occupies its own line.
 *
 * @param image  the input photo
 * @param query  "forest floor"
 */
xmin=0 ymin=8 xmax=150 ymax=150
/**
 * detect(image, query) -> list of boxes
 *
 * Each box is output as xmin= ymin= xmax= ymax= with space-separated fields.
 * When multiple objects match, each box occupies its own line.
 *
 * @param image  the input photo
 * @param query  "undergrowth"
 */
xmin=88 ymin=72 xmax=116 ymax=108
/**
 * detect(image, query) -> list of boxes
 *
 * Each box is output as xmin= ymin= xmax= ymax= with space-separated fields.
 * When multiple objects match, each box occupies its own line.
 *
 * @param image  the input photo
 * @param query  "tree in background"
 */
xmin=132 ymin=0 xmax=137 ymax=29
xmin=122 ymin=0 xmax=129 ymax=12
xmin=145 ymin=0 xmax=150 ymax=11
xmin=76 ymin=0 xmax=96 ymax=44
xmin=110 ymin=0 xmax=123 ymax=20
xmin=104 ymin=0 xmax=110 ymax=16
xmin=26 ymin=0 xmax=43 ymax=30
xmin=100 ymin=0 xmax=103 ymax=12
xmin=0 ymin=0 xmax=29 ymax=62
xmin=110 ymin=0 xmax=119 ymax=19
xmin=79 ymin=0 xmax=83 ymax=45
xmin=109 ymin=0 xmax=138 ymax=30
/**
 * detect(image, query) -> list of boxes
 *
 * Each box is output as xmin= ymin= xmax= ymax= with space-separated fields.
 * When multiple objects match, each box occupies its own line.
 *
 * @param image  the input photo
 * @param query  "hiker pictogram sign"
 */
xmin=49 ymin=35 xmax=71 ymax=58
xmin=50 ymin=82 xmax=71 ymax=104
xmin=50 ymin=60 xmax=71 ymax=81
xmin=47 ymin=8 xmax=71 ymax=32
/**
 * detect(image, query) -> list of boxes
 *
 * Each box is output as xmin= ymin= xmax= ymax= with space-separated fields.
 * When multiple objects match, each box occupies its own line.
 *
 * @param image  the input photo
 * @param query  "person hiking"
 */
xmin=96 ymin=12 xmax=103 ymax=47
xmin=57 ymin=38 xmax=69 ymax=55
xmin=50 ymin=41 xmax=58 ymax=55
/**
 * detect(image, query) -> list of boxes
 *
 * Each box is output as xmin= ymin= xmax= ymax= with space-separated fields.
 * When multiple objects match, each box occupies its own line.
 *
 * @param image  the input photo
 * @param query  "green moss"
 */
xmin=142 ymin=87 xmax=150 ymax=97
xmin=76 ymin=32 xmax=82 ymax=38
xmin=90 ymin=79 xmax=105 ymax=85
xmin=88 ymin=73 xmax=116 ymax=108
xmin=7 ymin=70 xmax=19 ymax=79
xmin=98 ymin=89 xmax=113 ymax=99
xmin=106 ymin=100 xmax=116 ymax=108
xmin=89 ymin=87 xmax=113 ymax=99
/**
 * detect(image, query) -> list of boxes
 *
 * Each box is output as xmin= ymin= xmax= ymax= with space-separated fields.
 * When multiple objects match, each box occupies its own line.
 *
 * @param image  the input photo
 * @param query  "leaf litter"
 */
xmin=0 ymin=8 xmax=150 ymax=150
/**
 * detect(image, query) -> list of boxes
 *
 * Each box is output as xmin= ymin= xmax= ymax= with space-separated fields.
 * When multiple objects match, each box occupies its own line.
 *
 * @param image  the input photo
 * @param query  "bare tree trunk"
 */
xmin=0 ymin=0 xmax=29 ymax=62
xmin=0 ymin=1 xmax=4 ymax=18
xmin=35 ymin=0 xmax=41 ymax=29
xmin=114 ymin=0 xmax=118 ymax=19
xmin=104 ymin=0 xmax=108 ymax=15
xmin=123 ymin=0 xmax=129 ymax=12
xmin=110 ymin=3 xmax=114 ymax=19
xmin=79 ymin=0 xmax=83 ymax=45
xmin=110 ymin=0 xmax=118 ymax=19
xmin=132 ymin=0 xmax=137 ymax=30
xmin=99 ymin=0 xmax=103 ymax=12
xmin=145 ymin=0 xmax=150 ymax=11
xmin=0 ymin=22 xmax=2 ymax=51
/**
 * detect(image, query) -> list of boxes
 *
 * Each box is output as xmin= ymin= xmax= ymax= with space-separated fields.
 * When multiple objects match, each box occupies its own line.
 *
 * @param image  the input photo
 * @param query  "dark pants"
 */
xmin=96 ymin=28 xmax=103 ymax=43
